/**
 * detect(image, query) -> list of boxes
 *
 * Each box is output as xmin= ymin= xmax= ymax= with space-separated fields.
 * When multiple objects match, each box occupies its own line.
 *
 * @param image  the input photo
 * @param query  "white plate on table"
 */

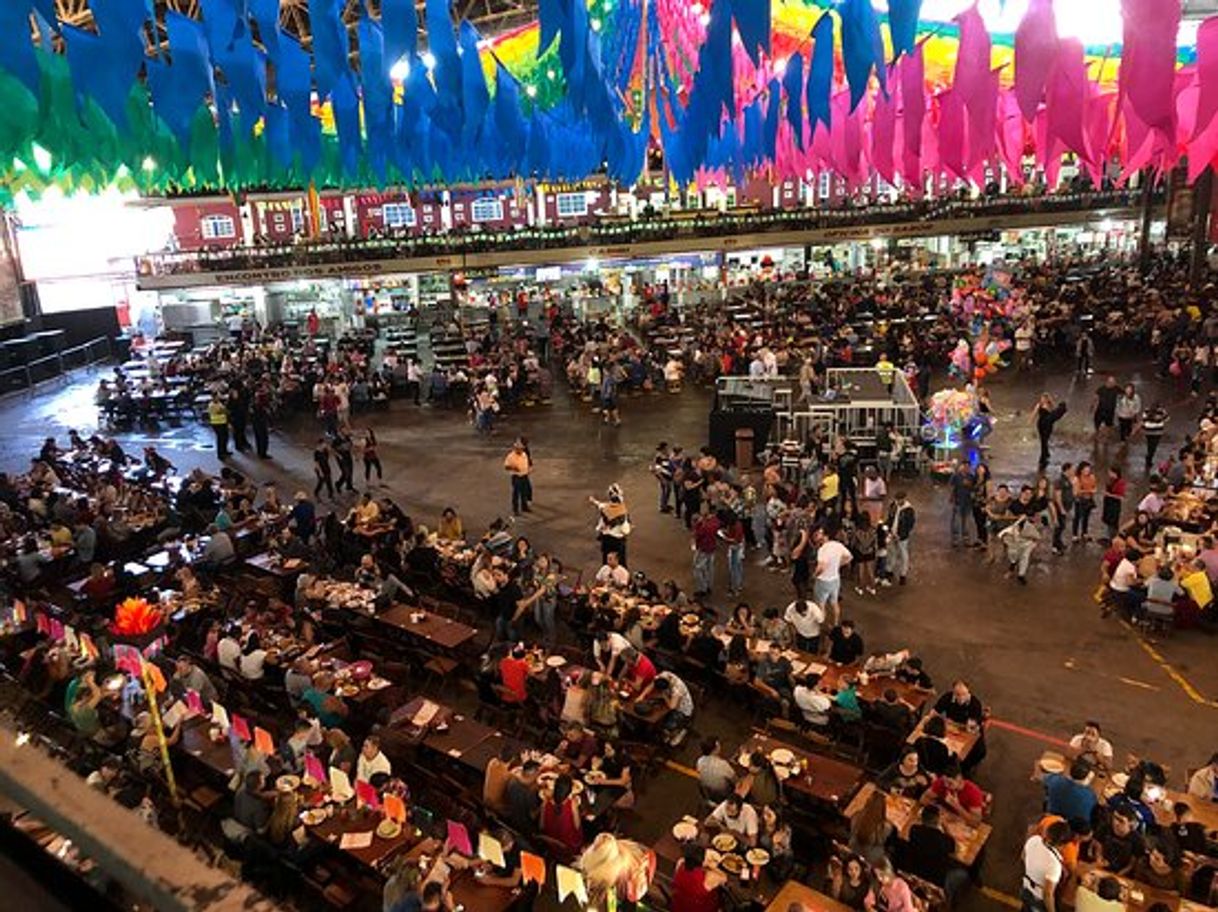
xmin=769 ymin=748 xmax=795 ymax=766
xmin=672 ymin=821 xmax=698 ymax=841
xmin=545 ymin=655 xmax=567 ymax=667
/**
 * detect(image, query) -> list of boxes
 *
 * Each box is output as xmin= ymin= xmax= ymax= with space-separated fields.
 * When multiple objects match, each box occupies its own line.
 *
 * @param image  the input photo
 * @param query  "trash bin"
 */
xmin=735 ymin=427 xmax=755 ymax=469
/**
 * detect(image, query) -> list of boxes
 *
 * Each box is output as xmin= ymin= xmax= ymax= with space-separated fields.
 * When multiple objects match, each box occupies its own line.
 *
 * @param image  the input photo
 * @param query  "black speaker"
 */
xmin=18 ymin=281 xmax=40 ymax=321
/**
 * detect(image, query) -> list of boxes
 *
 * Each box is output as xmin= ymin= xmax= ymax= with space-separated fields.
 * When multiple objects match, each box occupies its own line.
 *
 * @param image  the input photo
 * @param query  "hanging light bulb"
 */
xmin=390 ymin=56 xmax=410 ymax=81
xmin=526 ymin=85 xmax=538 ymax=97
xmin=421 ymin=51 xmax=437 ymax=71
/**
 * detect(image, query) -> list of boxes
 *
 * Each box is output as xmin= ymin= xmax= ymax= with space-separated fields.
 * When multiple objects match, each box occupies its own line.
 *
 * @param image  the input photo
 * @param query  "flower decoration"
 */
xmin=111 ymin=597 xmax=163 ymax=637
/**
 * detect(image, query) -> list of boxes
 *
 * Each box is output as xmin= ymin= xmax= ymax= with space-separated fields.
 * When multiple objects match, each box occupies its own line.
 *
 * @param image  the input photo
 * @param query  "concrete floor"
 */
xmin=2 ymin=353 xmax=1216 ymax=910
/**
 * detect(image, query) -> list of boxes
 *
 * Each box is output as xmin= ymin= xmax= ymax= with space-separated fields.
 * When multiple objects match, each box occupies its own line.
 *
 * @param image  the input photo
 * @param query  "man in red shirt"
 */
xmin=498 ymin=645 xmax=530 ymax=703
xmin=923 ymin=760 xmax=987 ymax=825
xmin=621 ymin=647 xmax=657 ymax=691
xmin=692 ymin=508 xmax=721 ymax=598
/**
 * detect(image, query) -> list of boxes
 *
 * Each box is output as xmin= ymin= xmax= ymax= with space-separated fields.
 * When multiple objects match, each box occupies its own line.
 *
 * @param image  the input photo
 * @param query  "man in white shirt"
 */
xmin=813 ymin=534 xmax=852 ymax=624
xmin=793 ymin=673 xmax=833 ymax=726
xmin=784 ymin=599 xmax=825 ymax=651
xmin=705 ymin=795 xmax=760 ymax=846
xmin=1136 ymin=489 xmax=1164 ymax=517
xmin=216 ymin=631 xmax=242 ymax=670
xmin=593 ymin=630 xmax=632 ymax=676
xmin=594 ymin=552 xmax=631 ymax=589
xmin=1107 ymin=550 xmax=1144 ymax=618
xmin=1022 ymin=821 xmax=1068 ymax=912
xmin=356 ymin=735 xmax=393 ymax=783
xmin=1068 ymin=722 xmax=1114 ymax=770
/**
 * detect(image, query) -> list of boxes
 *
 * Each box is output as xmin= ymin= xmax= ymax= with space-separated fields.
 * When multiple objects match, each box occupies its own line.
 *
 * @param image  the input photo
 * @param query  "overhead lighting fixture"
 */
xmin=591 ymin=17 xmax=601 ymax=30
xmin=389 ymin=56 xmax=410 ymax=81
xmin=526 ymin=85 xmax=538 ymax=97
xmin=699 ymin=11 xmax=711 ymax=26
xmin=421 ymin=51 xmax=437 ymax=71
xmin=142 ymin=156 xmax=157 ymax=171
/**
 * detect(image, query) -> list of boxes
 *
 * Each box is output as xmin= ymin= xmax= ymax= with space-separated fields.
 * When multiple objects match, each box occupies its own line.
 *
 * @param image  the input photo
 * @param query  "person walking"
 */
xmin=1141 ymin=402 xmax=1168 ymax=472
xmin=1075 ymin=330 xmax=1094 ymax=377
xmin=1032 ymin=394 xmax=1067 ymax=470
xmin=948 ymin=461 xmax=975 ymax=548
xmin=1101 ymin=466 xmax=1126 ymax=542
xmin=1115 ymin=383 xmax=1142 ymax=443
xmin=250 ymin=383 xmax=272 ymax=459
xmin=887 ymin=492 xmax=916 ymax=586
xmin=1051 ymin=463 xmax=1075 ymax=555
xmin=652 ymin=442 xmax=675 ymax=513
xmin=362 ymin=428 xmax=383 ymax=484
xmin=333 ymin=434 xmax=356 ymax=494
xmin=721 ymin=509 xmax=746 ymax=596
xmin=504 ymin=437 xmax=532 ymax=515
xmin=691 ymin=507 xmax=719 ymax=598
xmin=207 ymin=395 xmax=230 ymax=459
xmin=590 ymin=484 xmax=631 ymax=565
xmin=1072 ymin=461 xmax=1098 ymax=542
xmin=600 ymin=360 xmax=622 ymax=426
xmin=228 ymin=382 xmax=250 ymax=453
xmin=313 ymin=438 xmax=334 ymax=500
xmin=1093 ymin=375 xmax=1120 ymax=443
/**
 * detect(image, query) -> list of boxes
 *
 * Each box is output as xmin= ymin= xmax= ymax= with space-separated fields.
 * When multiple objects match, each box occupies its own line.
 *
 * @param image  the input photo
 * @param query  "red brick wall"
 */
xmin=171 ymin=200 xmax=243 ymax=250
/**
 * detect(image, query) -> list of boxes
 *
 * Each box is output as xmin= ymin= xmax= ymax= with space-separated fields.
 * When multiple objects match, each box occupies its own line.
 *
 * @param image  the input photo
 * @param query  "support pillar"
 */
xmin=1190 ymin=167 xmax=1213 ymax=288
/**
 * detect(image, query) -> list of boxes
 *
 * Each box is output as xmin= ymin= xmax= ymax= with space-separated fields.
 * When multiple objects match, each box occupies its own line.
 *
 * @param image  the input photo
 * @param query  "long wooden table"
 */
xmin=389 ymin=697 xmax=524 ymax=774
xmin=766 ymin=880 xmax=856 ymax=912
xmin=843 ymin=783 xmax=991 ymax=866
xmin=1065 ymin=862 xmax=1218 ymax=912
xmin=735 ymin=732 xmax=864 ymax=809
xmin=178 ymin=716 xmax=237 ymax=780
xmin=308 ymin=805 xmax=417 ymax=870
xmin=378 ymin=605 xmax=478 ymax=650
xmin=907 ymin=716 xmax=981 ymax=761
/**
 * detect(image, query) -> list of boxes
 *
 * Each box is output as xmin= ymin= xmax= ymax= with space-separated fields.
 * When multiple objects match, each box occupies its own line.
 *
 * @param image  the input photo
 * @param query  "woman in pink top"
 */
xmin=865 ymin=859 xmax=917 ymax=912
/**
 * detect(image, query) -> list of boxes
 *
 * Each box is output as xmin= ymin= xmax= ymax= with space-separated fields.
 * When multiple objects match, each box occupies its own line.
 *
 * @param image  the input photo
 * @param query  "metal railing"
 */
xmin=0 ymin=336 xmax=112 ymax=395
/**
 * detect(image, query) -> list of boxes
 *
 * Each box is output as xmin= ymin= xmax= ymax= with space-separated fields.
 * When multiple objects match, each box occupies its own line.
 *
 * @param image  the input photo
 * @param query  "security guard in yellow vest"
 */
xmin=207 ymin=396 xmax=230 ymax=458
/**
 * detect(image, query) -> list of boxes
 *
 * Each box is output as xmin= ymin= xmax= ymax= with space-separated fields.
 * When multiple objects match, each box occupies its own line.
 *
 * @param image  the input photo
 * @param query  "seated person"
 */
xmin=498 ymin=644 xmax=530 ymax=703
xmin=828 ymin=619 xmax=865 ymax=664
xmin=557 ymin=721 xmax=600 ymax=770
xmin=356 ymin=735 xmax=392 ymax=783
xmin=870 ymin=688 xmax=915 ymax=734
xmin=1075 ymin=875 xmax=1126 ymax=912
xmin=592 ymin=630 xmax=632 ymax=677
xmin=636 ymin=671 xmax=694 ymax=746
xmin=1094 ymin=805 xmax=1144 ymax=875
xmin=1040 ymin=758 xmax=1099 ymax=824
xmin=877 ymin=748 xmax=931 ymax=799
xmin=1187 ymin=752 xmax=1218 ymax=801
xmin=669 ymin=843 xmax=727 ymax=912
xmin=1131 ymin=838 xmax=1187 ymax=893
xmin=904 ymin=804 xmax=969 ymax=900
xmin=793 ymin=673 xmax=832 ymax=727
xmin=539 ymin=774 xmax=584 ymax=853
xmin=1168 ymin=802 xmax=1209 ymax=855
xmin=754 ymin=642 xmax=795 ymax=704
xmin=704 ymin=794 xmax=760 ymax=846
xmin=594 ymin=552 xmax=630 ymax=589
xmin=914 ymin=715 xmax=953 ymax=776
xmin=1069 ymin=721 xmax=1115 ymax=770
xmin=921 ymin=759 xmax=987 ymax=825
xmin=619 ymin=647 xmax=658 ymax=691
xmin=696 ymin=738 xmax=738 ymax=801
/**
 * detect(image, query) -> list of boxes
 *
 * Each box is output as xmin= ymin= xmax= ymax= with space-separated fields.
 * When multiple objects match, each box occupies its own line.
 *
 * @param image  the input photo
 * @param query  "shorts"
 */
xmin=813 ymin=577 xmax=841 ymax=606
xmin=1094 ymin=410 xmax=1114 ymax=429
xmin=602 ymin=396 xmax=618 ymax=411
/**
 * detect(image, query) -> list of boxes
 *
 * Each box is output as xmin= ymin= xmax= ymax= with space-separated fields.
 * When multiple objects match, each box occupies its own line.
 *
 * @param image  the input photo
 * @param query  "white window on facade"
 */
xmin=471 ymin=197 xmax=504 ymax=222
xmin=200 ymin=214 xmax=236 ymax=240
xmin=818 ymin=173 xmax=831 ymax=199
xmin=382 ymin=202 xmax=417 ymax=228
xmin=556 ymin=192 xmax=589 ymax=218
xmin=290 ymin=207 xmax=305 ymax=233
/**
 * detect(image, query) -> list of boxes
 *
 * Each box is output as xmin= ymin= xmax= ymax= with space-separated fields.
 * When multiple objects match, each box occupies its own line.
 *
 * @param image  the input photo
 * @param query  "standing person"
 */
xmin=1075 ymin=330 xmax=1094 ymax=378
xmin=228 ymin=382 xmax=250 ymax=453
xmin=948 ymin=460 xmax=975 ymax=549
xmin=362 ymin=428 xmax=383 ymax=484
xmin=1021 ymin=820 xmax=1069 ymax=912
xmin=971 ymin=464 xmax=993 ymax=550
xmin=887 ymin=492 xmax=916 ymax=586
xmin=1072 ymin=462 xmax=1098 ymax=542
xmin=1141 ymin=402 xmax=1168 ymax=472
xmin=250 ymin=383 xmax=272 ymax=459
xmin=1093 ymin=376 xmax=1120 ymax=443
xmin=313 ymin=439 xmax=334 ymax=500
xmin=813 ymin=529 xmax=853 ymax=627
xmin=691 ymin=507 xmax=720 ymax=598
xmin=1014 ymin=319 xmax=1035 ymax=371
xmin=405 ymin=359 xmax=422 ymax=405
xmin=207 ymin=396 xmax=230 ymax=459
xmin=652 ymin=442 xmax=675 ymax=513
xmin=721 ymin=509 xmax=746 ymax=596
xmin=1033 ymin=394 xmax=1068 ymax=471
xmin=503 ymin=438 xmax=532 ymax=515
xmin=600 ymin=360 xmax=622 ymax=426
xmin=590 ymin=484 xmax=631 ymax=565
xmin=1051 ymin=464 xmax=1075 ymax=555
xmin=851 ymin=512 xmax=878 ymax=595
xmin=333 ymin=434 xmax=356 ymax=494
xmin=1101 ymin=467 xmax=1126 ymax=542
xmin=999 ymin=515 xmax=1041 ymax=585
xmin=1115 ymin=383 xmax=1142 ymax=443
